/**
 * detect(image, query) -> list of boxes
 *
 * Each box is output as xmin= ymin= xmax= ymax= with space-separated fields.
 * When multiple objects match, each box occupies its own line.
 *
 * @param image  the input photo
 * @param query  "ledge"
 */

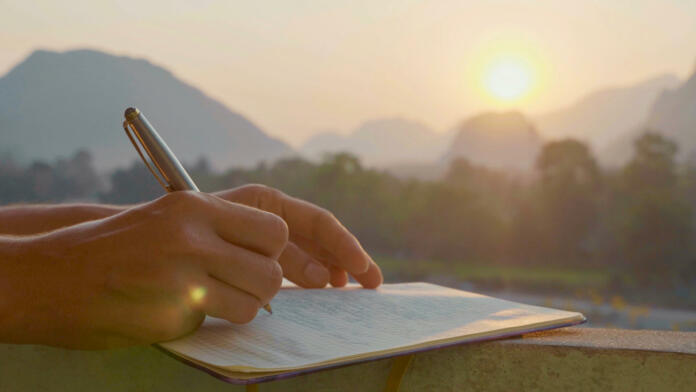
xmin=0 ymin=328 xmax=694 ymax=391
xmin=504 ymin=327 xmax=696 ymax=354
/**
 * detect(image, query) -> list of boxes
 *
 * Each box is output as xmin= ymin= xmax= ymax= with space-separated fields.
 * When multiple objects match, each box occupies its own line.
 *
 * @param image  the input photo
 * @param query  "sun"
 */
xmin=467 ymin=40 xmax=547 ymax=108
xmin=483 ymin=57 xmax=533 ymax=101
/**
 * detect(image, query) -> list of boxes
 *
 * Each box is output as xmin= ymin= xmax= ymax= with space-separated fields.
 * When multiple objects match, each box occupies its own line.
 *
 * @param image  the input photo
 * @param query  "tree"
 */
xmin=624 ymin=132 xmax=678 ymax=190
xmin=55 ymin=149 xmax=102 ymax=200
xmin=99 ymin=161 xmax=164 ymax=203
xmin=616 ymin=132 xmax=692 ymax=285
xmin=533 ymin=139 xmax=602 ymax=263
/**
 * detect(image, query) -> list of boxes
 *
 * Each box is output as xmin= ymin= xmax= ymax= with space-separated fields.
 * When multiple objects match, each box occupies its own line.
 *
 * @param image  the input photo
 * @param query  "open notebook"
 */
xmin=159 ymin=282 xmax=585 ymax=384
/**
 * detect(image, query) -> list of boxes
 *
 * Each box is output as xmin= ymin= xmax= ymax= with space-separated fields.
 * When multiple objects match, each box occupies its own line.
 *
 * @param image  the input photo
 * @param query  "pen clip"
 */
xmin=123 ymin=120 xmax=174 ymax=192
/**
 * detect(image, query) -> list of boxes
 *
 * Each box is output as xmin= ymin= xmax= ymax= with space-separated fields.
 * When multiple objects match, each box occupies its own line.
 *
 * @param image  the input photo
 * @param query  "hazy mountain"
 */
xmin=645 ymin=68 xmax=696 ymax=156
xmin=599 ymin=68 xmax=696 ymax=166
xmin=535 ymin=74 xmax=680 ymax=149
xmin=0 ymin=49 xmax=291 ymax=170
xmin=300 ymin=118 xmax=454 ymax=167
xmin=443 ymin=111 xmax=543 ymax=170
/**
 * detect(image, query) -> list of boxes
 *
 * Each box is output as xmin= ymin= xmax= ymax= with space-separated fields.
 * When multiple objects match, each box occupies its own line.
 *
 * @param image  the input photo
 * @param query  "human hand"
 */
xmin=0 ymin=192 xmax=287 ymax=348
xmin=215 ymin=184 xmax=383 ymax=289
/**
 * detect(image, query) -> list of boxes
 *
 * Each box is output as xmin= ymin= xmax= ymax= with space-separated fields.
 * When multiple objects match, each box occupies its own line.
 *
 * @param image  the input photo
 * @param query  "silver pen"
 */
xmin=122 ymin=107 xmax=273 ymax=314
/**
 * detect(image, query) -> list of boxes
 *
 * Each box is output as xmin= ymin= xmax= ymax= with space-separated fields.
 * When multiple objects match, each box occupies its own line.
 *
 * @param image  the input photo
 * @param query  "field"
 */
xmin=377 ymin=257 xmax=612 ymax=292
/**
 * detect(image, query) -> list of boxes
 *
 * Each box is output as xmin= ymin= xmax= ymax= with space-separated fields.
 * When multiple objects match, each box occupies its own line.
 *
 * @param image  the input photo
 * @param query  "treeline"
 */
xmin=0 ymin=150 xmax=100 ymax=202
xmin=1 ymin=132 xmax=695 ymax=288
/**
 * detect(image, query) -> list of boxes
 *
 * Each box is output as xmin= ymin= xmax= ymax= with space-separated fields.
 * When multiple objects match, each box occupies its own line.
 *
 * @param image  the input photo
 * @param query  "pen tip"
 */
xmin=263 ymin=304 xmax=273 ymax=314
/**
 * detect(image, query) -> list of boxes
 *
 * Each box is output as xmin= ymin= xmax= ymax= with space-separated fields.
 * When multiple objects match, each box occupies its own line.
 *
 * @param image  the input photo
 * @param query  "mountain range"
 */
xmin=596 ymin=67 xmax=696 ymax=166
xmin=302 ymin=73 xmax=685 ymax=171
xmin=0 ymin=49 xmax=291 ymax=170
xmin=644 ymin=67 xmax=696 ymax=161
xmin=2 ymin=48 xmax=694 ymax=174
xmin=300 ymin=118 xmax=454 ymax=166
xmin=534 ymin=74 xmax=680 ymax=150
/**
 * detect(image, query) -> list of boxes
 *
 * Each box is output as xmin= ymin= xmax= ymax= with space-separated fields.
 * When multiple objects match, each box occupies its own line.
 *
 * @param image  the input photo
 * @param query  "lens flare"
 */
xmin=190 ymin=286 xmax=207 ymax=303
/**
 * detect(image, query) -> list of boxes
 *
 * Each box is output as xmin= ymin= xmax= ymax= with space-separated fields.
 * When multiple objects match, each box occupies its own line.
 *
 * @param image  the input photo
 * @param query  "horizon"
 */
xmin=3 ymin=1 xmax=696 ymax=146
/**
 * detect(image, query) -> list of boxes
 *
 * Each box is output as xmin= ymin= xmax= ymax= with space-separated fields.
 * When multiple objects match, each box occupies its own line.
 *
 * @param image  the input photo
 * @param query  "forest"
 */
xmin=1 ymin=132 xmax=695 ymax=308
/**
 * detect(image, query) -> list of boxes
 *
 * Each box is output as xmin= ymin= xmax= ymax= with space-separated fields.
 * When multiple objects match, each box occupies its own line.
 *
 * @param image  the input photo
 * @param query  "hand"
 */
xmin=215 ymin=184 xmax=383 ymax=289
xmin=0 ymin=192 xmax=287 ymax=348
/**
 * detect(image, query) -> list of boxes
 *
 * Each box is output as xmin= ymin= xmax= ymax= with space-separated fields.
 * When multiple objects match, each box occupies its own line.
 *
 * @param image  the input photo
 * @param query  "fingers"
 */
xmin=198 ymin=277 xmax=262 ymax=324
xmin=278 ymin=242 xmax=329 ymax=288
xmin=219 ymin=185 xmax=373 ymax=279
xmin=199 ymin=239 xmax=283 ymax=306
xmin=149 ymin=192 xmax=287 ymax=314
xmin=209 ymin=198 xmax=289 ymax=259
xmin=329 ymin=266 xmax=348 ymax=287
xmin=292 ymin=233 xmax=383 ymax=288
xmin=290 ymin=233 xmax=335 ymax=263
xmin=349 ymin=261 xmax=383 ymax=289
xmin=154 ymin=192 xmax=289 ymax=259
xmin=281 ymin=200 xmax=372 ymax=276
xmin=200 ymin=187 xmax=382 ymax=290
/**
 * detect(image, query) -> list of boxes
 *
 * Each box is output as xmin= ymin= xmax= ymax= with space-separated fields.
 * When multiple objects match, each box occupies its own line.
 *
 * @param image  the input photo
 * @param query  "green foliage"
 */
xmin=624 ymin=132 xmax=678 ymax=190
xmin=613 ymin=132 xmax=693 ymax=286
xmin=3 ymin=132 xmax=695 ymax=292
xmin=535 ymin=139 xmax=602 ymax=263
xmin=98 ymin=161 xmax=164 ymax=203
xmin=0 ymin=149 xmax=101 ymax=203
xmin=376 ymin=257 xmax=612 ymax=290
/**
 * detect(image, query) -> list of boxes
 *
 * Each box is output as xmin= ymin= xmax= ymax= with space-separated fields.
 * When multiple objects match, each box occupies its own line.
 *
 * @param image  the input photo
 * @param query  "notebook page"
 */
xmin=160 ymin=282 xmax=582 ymax=372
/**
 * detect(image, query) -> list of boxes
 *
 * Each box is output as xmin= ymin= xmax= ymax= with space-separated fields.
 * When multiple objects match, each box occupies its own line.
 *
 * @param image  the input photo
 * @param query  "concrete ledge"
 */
xmin=506 ymin=327 xmax=696 ymax=354
xmin=0 ymin=328 xmax=694 ymax=391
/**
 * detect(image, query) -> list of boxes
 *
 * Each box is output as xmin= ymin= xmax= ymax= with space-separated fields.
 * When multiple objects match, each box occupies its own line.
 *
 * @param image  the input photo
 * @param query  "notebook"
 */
xmin=159 ymin=282 xmax=585 ymax=384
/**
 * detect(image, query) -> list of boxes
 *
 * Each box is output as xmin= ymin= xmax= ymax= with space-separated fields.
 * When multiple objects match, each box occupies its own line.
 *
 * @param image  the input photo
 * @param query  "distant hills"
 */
xmin=600 ymin=68 xmax=696 ymax=166
xmin=300 ymin=118 xmax=454 ymax=167
xmin=443 ymin=112 xmax=542 ymax=170
xmin=645 ymin=68 xmax=696 ymax=160
xmin=534 ymin=74 xmax=680 ymax=150
xmin=0 ymin=49 xmax=291 ymax=170
xmin=2 ymin=48 xmax=693 ymax=174
xmin=301 ymin=74 xmax=684 ymax=172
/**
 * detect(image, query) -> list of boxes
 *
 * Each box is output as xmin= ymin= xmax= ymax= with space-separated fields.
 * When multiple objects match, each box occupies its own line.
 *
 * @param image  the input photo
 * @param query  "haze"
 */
xmin=2 ymin=0 xmax=695 ymax=145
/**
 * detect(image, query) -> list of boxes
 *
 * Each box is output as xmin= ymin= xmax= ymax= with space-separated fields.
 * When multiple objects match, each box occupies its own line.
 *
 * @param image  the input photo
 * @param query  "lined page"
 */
xmin=160 ymin=282 xmax=583 ymax=372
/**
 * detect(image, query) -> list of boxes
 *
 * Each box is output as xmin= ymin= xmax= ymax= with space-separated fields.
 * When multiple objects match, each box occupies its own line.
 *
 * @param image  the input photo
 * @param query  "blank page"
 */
xmin=160 ymin=282 xmax=583 ymax=372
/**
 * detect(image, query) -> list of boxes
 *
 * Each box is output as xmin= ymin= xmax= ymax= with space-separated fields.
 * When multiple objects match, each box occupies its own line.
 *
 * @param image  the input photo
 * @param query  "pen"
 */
xmin=122 ymin=107 xmax=273 ymax=315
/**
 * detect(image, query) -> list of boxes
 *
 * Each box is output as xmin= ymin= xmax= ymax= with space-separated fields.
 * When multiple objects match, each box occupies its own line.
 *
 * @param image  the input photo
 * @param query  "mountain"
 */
xmin=300 ymin=118 xmax=454 ymax=167
xmin=600 ymin=68 xmax=696 ymax=166
xmin=443 ymin=111 xmax=543 ymax=170
xmin=0 ymin=49 xmax=291 ymax=170
xmin=645 ymin=68 xmax=696 ymax=157
xmin=535 ymin=74 xmax=680 ymax=150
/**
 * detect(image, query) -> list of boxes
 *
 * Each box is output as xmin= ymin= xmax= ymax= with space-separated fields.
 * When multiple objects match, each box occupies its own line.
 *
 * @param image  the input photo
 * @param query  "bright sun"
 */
xmin=483 ymin=57 xmax=533 ymax=101
xmin=483 ymin=58 xmax=532 ymax=101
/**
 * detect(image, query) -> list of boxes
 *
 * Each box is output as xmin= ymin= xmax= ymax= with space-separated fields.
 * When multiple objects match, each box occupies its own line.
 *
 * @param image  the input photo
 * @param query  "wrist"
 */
xmin=0 ymin=204 xmax=126 ymax=235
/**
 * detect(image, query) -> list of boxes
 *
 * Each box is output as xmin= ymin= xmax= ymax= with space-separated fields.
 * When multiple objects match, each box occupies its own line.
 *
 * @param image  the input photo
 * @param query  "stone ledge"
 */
xmin=0 ymin=328 xmax=693 ymax=391
xmin=506 ymin=327 xmax=696 ymax=354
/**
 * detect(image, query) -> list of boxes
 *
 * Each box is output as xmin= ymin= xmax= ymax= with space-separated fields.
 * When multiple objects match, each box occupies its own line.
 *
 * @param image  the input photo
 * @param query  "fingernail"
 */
xmin=303 ymin=262 xmax=329 ymax=287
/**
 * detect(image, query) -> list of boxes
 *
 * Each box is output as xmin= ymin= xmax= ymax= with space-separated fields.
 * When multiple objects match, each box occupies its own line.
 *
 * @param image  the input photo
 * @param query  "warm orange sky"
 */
xmin=2 ymin=1 xmax=695 ymax=145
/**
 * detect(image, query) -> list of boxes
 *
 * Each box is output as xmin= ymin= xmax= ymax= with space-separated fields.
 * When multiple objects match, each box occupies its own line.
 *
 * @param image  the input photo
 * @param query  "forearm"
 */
xmin=0 ymin=235 xmax=32 ymax=343
xmin=0 ymin=204 xmax=125 ymax=235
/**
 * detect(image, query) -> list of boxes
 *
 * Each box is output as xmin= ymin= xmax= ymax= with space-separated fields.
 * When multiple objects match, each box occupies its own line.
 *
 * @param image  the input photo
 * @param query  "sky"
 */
xmin=2 ymin=0 xmax=696 ymax=145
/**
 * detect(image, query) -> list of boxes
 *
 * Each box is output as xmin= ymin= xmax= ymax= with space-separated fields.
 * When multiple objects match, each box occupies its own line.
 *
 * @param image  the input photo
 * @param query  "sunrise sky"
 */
xmin=2 ymin=0 xmax=695 ymax=145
